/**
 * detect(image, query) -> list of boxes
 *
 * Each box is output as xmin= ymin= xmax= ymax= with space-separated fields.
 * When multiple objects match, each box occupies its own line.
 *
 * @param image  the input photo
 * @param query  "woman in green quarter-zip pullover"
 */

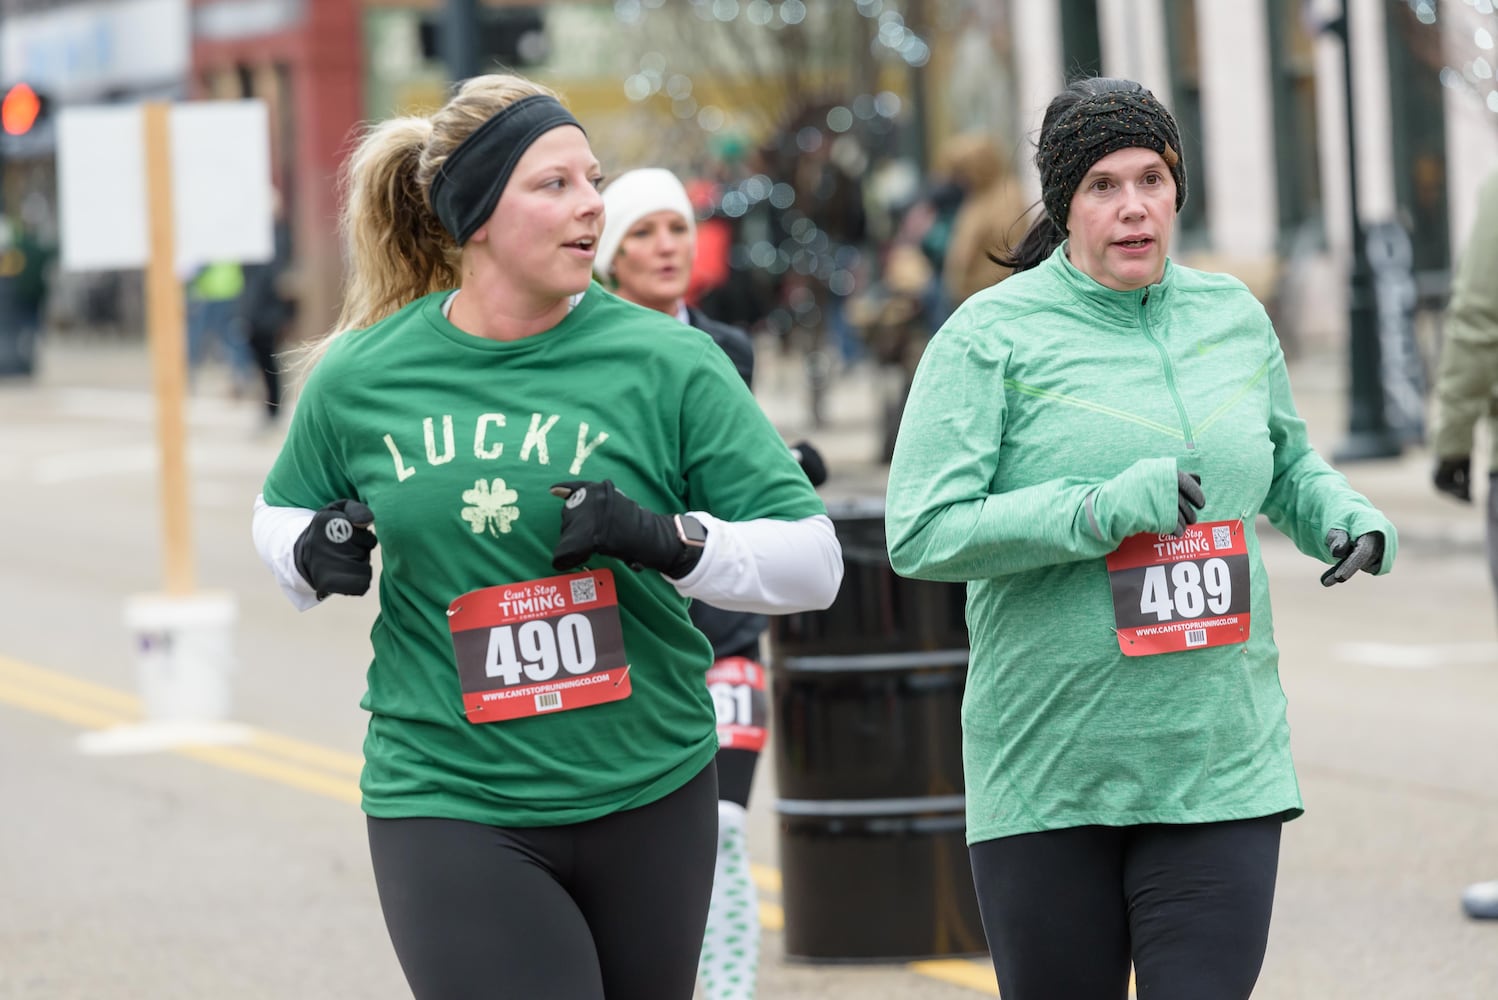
xmin=885 ymin=77 xmax=1394 ymax=1000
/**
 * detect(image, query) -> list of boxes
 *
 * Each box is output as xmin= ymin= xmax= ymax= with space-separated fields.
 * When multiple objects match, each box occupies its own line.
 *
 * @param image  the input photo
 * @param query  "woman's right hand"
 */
xmin=293 ymin=500 xmax=378 ymax=599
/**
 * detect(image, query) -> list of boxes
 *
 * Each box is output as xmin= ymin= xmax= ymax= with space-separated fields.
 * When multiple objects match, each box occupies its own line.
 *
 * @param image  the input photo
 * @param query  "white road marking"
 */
xmin=1335 ymin=641 xmax=1498 ymax=668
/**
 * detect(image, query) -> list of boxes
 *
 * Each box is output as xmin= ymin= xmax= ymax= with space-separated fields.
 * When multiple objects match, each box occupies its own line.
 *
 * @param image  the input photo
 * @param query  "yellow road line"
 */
xmin=0 ymin=678 xmax=133 ymax=730
xmin=0 ymin=654 xmax=140 ymax=713
xmin=751 ymin=863 xmax=781 ymax=893
xmin=1 ymin=655 xmax=1006 ymax=995
xmin=179 ymin=742 xmax=362 ymax=804
xmin=0 ymin=653 xmax=364 ymax=777
xmin=907 ymin=959 xmax=1000 ymax=995
xmin=246 ymin=729 xmax=364 ymax=776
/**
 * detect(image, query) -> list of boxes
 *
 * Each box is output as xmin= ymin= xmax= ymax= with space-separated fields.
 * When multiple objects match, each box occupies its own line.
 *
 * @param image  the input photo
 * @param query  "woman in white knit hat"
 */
xmin=596 ymin=167 xmax=826 ymax=1000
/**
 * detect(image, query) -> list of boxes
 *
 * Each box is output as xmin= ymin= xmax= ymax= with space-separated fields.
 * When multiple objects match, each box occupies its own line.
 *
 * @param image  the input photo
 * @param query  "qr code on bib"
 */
xmin=570 ymin=577 xmax=597 ymax=604
xmin=1212 ymin=526 xmax=1232 ymax=549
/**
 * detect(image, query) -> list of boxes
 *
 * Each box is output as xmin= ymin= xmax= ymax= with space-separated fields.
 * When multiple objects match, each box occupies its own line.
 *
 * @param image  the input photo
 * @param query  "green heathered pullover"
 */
xmin=885 ymin=245 xmax=1397 ymax=844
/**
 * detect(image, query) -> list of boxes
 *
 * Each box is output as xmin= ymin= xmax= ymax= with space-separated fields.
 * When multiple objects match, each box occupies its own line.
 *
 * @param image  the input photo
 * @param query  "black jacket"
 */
xmin=684 ymin=305 xmax=767 ymax=659
xmin=687 ymin=306 xmax=754 ymax=388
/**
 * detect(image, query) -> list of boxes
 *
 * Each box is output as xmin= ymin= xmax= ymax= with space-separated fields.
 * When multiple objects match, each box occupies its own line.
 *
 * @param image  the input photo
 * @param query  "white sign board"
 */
xmin=57 ymin=100 xmax=274 ymax=273
xmin=56 ymin=106 xmax=149 ymax=272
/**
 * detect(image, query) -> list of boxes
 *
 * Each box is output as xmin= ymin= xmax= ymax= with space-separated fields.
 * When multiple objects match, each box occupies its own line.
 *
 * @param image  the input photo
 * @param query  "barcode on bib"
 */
xmin=570 ymin=577 xmax=597 ymax=604
xmin=535 ymin=691 xmax=563 ymax=712
xmin=1185 ymin=628 xmax=1208 ymax=647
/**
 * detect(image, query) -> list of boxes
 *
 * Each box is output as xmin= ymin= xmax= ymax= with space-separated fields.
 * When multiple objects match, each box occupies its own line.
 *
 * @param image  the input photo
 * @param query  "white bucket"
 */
xmin=123 ymin=591 xmax=238 ymax=723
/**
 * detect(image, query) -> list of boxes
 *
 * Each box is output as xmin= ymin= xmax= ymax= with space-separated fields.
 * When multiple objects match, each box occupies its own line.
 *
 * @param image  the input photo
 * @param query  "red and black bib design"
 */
xmin=705 ymin=656 xmax=768 ymax=751
xmin=447 ymin=570 xmax=630 ymax=722
xmin=1106 ymin=520 xmax=1251 ymax=656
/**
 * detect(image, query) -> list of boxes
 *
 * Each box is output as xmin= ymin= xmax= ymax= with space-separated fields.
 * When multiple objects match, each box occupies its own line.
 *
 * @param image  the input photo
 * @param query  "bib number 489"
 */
xmin=1105 ymin=520 xmax=1252 ymax=656
xmin=1137 ymin=558 xmax=1233 ymax=621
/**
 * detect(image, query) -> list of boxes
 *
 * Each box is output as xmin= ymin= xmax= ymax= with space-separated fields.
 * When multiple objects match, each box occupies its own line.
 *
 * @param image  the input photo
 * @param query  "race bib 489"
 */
xmin=1105 ymin=520 xmax=1251 ymax=657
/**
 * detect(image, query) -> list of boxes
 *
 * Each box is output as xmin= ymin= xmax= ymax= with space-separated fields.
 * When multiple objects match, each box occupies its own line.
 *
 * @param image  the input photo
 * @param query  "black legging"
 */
xmin=367 ymin=764 xmax=718 ymax=1000
xmin=968 ymin=815 xmax=1282 ymax=1000
xmin=715 ymin=747 xmax=758 ymax=809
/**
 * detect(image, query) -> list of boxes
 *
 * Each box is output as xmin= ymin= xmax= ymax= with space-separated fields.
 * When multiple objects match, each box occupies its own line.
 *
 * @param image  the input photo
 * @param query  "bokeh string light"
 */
xmin=610 ymin=0 xmax=934 ymax=340
xmin=1406 ymin=1 xmax=1498 ymax=115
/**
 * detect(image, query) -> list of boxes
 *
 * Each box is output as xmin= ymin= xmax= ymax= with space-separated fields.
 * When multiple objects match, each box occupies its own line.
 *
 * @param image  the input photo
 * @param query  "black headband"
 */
xmin=1037 ymin=88 xmax=1187 ymax=232
xmin=430 ymin=94 xmax=584 ymax=245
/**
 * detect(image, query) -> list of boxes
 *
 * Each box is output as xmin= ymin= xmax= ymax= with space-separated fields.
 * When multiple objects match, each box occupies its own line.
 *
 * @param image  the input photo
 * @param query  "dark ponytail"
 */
xmin=990 ymin=210 xmax=1063 ymax=274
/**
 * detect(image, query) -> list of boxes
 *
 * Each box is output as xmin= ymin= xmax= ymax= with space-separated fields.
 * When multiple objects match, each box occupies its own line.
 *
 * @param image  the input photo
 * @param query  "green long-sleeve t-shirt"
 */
xmin=885 ymin=245 xmax=1397 ymax=843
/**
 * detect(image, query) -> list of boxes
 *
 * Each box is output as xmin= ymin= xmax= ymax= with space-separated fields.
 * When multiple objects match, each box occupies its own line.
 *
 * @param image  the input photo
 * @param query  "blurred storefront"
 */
xmin=0 ymin=0 xmax=193 ymax=334
xmin=191 ymin=0 xmax=363 ymax=344
xmin=1008 ymin=0 xmax=1498 ymax=354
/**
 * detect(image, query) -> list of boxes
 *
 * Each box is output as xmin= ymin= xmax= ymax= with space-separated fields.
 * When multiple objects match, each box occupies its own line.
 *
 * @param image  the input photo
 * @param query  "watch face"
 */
xmin=679 ymin=514 xmax=708 ymax=546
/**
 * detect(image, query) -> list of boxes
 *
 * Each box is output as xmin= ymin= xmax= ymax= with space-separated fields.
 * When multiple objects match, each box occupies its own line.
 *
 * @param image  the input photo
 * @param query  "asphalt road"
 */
xmin=2 ymin=333 xmax=1496 ymax=999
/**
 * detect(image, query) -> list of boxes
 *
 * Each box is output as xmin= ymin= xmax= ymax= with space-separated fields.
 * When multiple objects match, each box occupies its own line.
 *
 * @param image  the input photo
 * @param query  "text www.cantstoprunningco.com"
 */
xmin=482 ymin=673 xmax=612 ymax=702
xmin=1134 ymin=616 xmax=1239 ymax=636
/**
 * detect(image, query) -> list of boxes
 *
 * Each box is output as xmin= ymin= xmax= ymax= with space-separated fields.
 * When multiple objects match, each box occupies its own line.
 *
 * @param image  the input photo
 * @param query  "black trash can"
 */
xmin=767 ymin=498 xmax=987 ymax=963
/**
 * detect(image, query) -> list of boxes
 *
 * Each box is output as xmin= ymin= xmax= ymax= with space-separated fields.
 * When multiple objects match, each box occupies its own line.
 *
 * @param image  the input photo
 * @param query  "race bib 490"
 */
xmin=446 ymin=570 xmax=630 ymax=722
xmin=1105 ymin=520 xmax=1251 ymax=657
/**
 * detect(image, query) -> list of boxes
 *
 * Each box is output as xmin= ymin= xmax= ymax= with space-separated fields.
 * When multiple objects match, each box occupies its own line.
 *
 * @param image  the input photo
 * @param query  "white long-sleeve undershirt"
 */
xmin=251 ymin=495 xmax=842 ymax=615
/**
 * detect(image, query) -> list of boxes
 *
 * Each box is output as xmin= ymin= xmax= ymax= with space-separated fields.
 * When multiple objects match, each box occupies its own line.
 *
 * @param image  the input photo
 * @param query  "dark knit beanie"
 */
xmin=1037 ymin=86 xmax=1187 ymax=232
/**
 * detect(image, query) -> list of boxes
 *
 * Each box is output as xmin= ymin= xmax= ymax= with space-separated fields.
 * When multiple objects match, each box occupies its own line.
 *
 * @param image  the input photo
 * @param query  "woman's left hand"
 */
xmin=1319 ymin=529 xmax=1385 ymax=587
xmin=549 ymin=479 xmax=702 ymax=579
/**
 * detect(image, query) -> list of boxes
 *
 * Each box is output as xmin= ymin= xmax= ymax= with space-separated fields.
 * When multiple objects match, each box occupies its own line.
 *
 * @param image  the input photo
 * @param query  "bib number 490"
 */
xmin=447 ymin=570 xmax=629 ymax=721
xmin=1138 ymin=558 xmax=1233 ymax=621
xmin=485 ymin=615 xmax=598 ymax=684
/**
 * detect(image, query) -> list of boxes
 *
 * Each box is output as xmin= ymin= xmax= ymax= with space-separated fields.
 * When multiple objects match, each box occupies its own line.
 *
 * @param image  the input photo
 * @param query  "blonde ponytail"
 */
xmin=293 ymin=74 xmax=564 ymax=376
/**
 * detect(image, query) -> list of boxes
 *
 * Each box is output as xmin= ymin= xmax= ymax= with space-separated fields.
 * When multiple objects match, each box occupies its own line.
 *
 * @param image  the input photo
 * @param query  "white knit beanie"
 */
xmin=594 ymin=168 xmax=697 ymax=281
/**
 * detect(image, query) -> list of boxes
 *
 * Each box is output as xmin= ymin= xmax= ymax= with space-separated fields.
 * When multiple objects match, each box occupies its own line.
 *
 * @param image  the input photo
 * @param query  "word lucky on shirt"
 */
xmin=382 ymin=412 xmax=611 ymax=482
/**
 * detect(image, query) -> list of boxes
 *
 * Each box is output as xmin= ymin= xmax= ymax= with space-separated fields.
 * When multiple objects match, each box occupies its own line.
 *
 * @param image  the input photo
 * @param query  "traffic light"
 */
xmin=2 ymin=83 xmax=45 ymax=137
xmin=419 ymin=7 xmax=547 ymax=68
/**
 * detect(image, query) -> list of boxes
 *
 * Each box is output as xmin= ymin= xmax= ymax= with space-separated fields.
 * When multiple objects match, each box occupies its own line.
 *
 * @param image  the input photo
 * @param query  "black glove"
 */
xmin=1319 ymin=528 xmax=1385 ymax=587
xmin=550 ymin=480 xmax=702 ymax=579
xmin=789 ymin=440 xmax=828 ymax=487
xmin=1434 ymin=456 xmax=1472 ymax=502
xmin=1172 ymin=472 xmax=1205 ymax=537
xmin=293 ymin=499 xmax=378 ymax=600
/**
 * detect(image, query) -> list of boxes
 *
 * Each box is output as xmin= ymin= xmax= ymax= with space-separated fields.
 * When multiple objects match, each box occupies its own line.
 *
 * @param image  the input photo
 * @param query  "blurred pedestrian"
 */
xmin=594 ymin=166 xmax=829 ymax=1000
xmin=239 ymin=195 xmax=295 ymax=426
xmin=1428 ymin=166 xmax=1498 ymax=921
xmin=885 ymin=76 xmax=1396 ymax=998
xmin=250 ymin=73 xmax=843 ymax=1000
xmin=0 ymin=209 xmax=53 ymax=376
xmin=938 ymin=131 xmax=1035 ymax=308
xmin=186 ymin=259 xmax=252 ymax=391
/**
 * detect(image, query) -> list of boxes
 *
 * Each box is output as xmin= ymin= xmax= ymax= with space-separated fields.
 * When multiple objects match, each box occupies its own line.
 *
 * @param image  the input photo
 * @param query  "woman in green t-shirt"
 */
xmin=251 ymin=74 xmax=843 ymax=1000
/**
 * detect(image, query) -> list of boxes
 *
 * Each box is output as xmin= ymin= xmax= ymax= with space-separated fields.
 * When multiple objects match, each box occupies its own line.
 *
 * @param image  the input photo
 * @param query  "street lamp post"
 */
xmin=1329 ymin=0 xmax=1402 ymax=461
xmin=444 ymin=0 xmax=480 ymax=84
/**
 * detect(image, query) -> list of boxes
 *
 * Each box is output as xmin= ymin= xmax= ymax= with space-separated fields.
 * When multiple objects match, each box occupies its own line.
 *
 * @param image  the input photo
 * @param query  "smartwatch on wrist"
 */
xmin=674 ymin=513 xmax=708 ymax=549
